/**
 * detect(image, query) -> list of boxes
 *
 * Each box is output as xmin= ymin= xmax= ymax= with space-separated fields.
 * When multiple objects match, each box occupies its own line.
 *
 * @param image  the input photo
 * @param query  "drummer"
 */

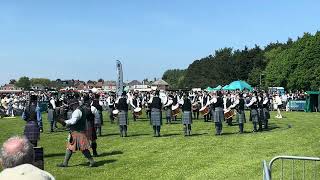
xmin=210 ymin=91 xmax=224 ymax=135
xmin=180 ymin=93 xmax=192 ymax=136
xmin=200 ymin=91 xmax=211 ymax=122
xmin=164 ymin=94 xmax=173 ymax=124
xmin=224 ymin=93 xmax=233 ymax=126
xmin=228 ymin=93 xmax=246 ymax=134
xmin=130 ymin=93 xmax=141 ymax=121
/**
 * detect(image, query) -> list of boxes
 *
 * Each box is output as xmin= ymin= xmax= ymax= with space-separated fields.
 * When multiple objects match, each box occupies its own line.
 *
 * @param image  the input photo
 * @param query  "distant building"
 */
xmin=152 ymin=79 xmax=169 ymax=90
xmin=0 ymin=84 xmax=23 ymax=93
xmin=31 ymin=84 xmax=45 ymax=91
xmin=103 ymin=81 xmax=117 ymax=92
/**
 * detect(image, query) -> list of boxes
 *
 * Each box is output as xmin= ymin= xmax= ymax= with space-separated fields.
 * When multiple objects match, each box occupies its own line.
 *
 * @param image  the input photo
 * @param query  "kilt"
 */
xmin=250 ymin=109 xmax=259 ymax=123
xmin=47 ymin=109 xmax=56 ymax=122
xmin=67 ymin=131 xmax=91 ymax=152
xmin=151 ymin=108 xmax=162 ymax=126
xmin=165 ymin=107 xmax=172 ymax=118
xmin=213 ymin=107 xmax=224 ymax=123
xmin=182 ymin=111 xmax=192 ymax=125
xmin=263 ymin=108 xmax=270 ymax=120
xmin=24 ymin=121 xmax=40 ymax=142
xmin=85 ymin=120 xmax=97 ymax=141
xmin=236 ymin=110 xmax=246 ymax=124
xmin=118 ymin=111 xmax=128 ymax=125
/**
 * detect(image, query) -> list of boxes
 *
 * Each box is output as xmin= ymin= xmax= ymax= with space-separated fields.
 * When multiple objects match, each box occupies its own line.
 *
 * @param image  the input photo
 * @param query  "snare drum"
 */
xmin=199 ymin=106 xmax=209 ymax=115
xmin=224 ymin=109 xmax=235 ymax=119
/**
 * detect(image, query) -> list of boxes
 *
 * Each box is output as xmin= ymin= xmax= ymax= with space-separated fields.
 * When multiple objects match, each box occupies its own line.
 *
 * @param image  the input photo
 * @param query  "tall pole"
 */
xmin=116 ymin=60 xmax=123 ymax=97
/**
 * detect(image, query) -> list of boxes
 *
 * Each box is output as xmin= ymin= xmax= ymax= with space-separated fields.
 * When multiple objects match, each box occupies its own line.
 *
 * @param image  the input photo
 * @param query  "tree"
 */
xmin=98 ymin=78 xmax=104 ymax=82
xmin=16 ymin=76 xmax=31 ymax=90
xmin=30 ymin=78 xmax=51 ymax=87
xmin=9 ymin=79 xmax=16 ymax=84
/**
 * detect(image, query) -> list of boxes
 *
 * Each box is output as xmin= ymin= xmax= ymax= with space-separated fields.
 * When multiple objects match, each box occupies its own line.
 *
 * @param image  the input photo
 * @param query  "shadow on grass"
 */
xmin=129 ymin=133 xmax=150 ymax=137
xmin=161 ymin=133 xmax=180 ymax=137
xmin=99 ymin=151 xmax=123 ymax=157
xmin=100 ymin=133 xmax=119 ymax=137
xmin=76 ymin=159 xmax=117 ymax=167
xmin=190 ymin=133 xmax=208 ymax=137
xmin=44 ymin=153 xmax=65 ymax=158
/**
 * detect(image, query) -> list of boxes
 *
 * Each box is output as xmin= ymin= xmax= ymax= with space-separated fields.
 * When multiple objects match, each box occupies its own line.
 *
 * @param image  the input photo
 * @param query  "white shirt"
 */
xmin=246 ymin=96 xmax=257 ymax=107
xmin=49 ymin=99 xmax=56 ymax=109
xmin=65 ymin=106 xmax=101 ymax=125
xmin=229 ymin=99 xmax=240 ymax=109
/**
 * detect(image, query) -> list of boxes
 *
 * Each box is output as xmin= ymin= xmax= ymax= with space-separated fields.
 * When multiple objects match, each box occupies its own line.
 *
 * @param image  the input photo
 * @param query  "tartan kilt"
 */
xmin=165 ymin=107 xmax=172 ymax=118
xmin=85 ymin=120 xmax=97 ymax=141
xmin=118 ymin=111 xmax=128 ymax=125
xmin=263 ymin=108 xmax=270 ymax=120
xmin=236 ymin=110 xmax=246 ymax=124
xmin=213 ymin=107 xmax=224 ymax=123
xmin=250 ymin=109 xmax=259 ymax=123
xmin=151 ymin=108 xmax=162 ymax=126
xmin=67 ymin=131 xmax=91 ymax=152
xmin=182 ymin=111 xmax=192 ymax=125
xmin=24 ymin=121 xmax=40 ymax=142
xmin=47 ymin=109 xmax=56 ymax=122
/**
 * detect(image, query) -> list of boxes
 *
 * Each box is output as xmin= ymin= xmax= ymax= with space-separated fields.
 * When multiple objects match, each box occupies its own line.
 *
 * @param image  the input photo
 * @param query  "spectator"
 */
xmin=0 ymin=136 xmax=55 ymax=180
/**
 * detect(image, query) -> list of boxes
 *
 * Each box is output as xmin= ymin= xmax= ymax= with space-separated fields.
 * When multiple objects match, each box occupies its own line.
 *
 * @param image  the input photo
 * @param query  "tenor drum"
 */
xmin=133 ymin=107 xmax=142 ymax=116
xmin=199 ymin=106 xmax=209 ymax=115
xmin=112 ymin=109 xmax=119 ymax=116
xmin=171 ymin=104 xmax=180 ymax=116
xmin=224 ymin=109 xmax=235 ymax=119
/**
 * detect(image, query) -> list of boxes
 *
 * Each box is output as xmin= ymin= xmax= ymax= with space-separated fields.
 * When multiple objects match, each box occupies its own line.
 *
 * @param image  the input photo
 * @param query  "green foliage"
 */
xmin=265 ymin=32 xmax=320 ymax=90
xmin=30 ymin=78 xmax=51 ymax=87
xmin=163 ymin=32 xmax=320 ymax=90
xmin=15 ymin=76 xmax=31 ymax=90
xmin=162 ymin=69 xmax=186 ymax=88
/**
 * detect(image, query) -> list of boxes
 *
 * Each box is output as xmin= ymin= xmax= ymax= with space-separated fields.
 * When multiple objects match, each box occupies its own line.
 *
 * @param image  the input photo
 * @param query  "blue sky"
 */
xmin=0 ymin=0 xmax=319 ymax=84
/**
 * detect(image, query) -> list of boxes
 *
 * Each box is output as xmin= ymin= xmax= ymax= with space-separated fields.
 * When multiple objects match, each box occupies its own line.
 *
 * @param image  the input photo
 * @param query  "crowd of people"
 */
xmin=0 ymin=88 xmax=296 ymax=178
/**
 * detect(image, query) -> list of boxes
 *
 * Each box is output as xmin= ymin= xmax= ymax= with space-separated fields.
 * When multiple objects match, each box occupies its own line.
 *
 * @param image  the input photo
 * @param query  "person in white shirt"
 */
xmin=274 ymin=93 xmax=283 ymax=118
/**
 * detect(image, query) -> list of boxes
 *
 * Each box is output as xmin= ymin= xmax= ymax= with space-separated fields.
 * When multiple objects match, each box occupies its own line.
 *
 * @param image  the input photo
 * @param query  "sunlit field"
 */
xmin=1 ymin=111 xmax=319 ymax=180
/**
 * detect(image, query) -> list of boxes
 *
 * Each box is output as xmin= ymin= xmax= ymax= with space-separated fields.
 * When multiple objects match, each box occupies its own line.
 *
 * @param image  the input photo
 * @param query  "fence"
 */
xmin=263 ymin=156 xmax=320 ymax=180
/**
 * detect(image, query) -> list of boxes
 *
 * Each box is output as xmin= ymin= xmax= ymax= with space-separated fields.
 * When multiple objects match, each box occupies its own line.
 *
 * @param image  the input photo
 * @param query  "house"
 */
xmin=102 ymin=81 xmax=117 ymax=92
xmin=152 ymin=79 xmax=170 ymax=90
xmin=31 ymin=84 xmax=45 ymax=91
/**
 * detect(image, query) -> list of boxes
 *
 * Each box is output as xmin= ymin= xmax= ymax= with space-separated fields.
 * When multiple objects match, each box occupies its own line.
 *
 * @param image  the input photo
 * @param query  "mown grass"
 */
xmin=0 ymin=111 xmax=320 ymax=180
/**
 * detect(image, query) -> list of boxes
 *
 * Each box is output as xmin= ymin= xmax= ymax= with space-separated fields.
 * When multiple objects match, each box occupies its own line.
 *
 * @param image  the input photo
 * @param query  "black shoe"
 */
xmin=57 ymin=163 xmax=68 ymax=167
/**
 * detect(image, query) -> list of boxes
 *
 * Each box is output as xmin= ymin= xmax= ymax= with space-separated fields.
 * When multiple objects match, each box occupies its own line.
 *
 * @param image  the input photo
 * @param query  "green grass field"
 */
xmin=0 ymin=111 xmax=320 ymax=180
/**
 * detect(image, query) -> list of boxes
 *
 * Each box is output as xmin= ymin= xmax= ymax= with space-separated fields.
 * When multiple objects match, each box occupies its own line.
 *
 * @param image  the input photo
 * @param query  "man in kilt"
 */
xmin=92 ymin=93 xmax=103 ymax=136
xmin=149 ymin=90 xmax=163 ymax=137
xmin=48 ymin=95 xmax=57 ymax=132
xmin=262 ymin=92 xmax=270 ymax=129
xmin=181 ymin=93 xmax=192 ymax=136
xmin=107 ymin=94 xmax=116 ymax=124
xmin=83 ymin=95 xmax=100 ymax=157
xmin=257 ymin=92 xmax=264 ymax=132
xmin=211 ymin=91 xmax=224 ymax=135
xmin=229 ymin=93 xmax=246 ymax=134
xmin=22 ymin=95 xmax=40 ymax=147
xmin=246 ymin=92 xmax=259 ymax=132
xmin=164 ymin=95 xmax=173 ymax=124
xmin=57 ymin=96 xmax=96 ymax=167
xmin=130 ymin=93 xmax=140 ymax=121
xmin=116 ymin=92 xmax=129 ymax=137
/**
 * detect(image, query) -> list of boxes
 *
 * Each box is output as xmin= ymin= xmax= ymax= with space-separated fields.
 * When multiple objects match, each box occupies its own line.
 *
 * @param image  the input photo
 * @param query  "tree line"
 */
xmin=162 ymin=31 xmax=320 ymax=91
